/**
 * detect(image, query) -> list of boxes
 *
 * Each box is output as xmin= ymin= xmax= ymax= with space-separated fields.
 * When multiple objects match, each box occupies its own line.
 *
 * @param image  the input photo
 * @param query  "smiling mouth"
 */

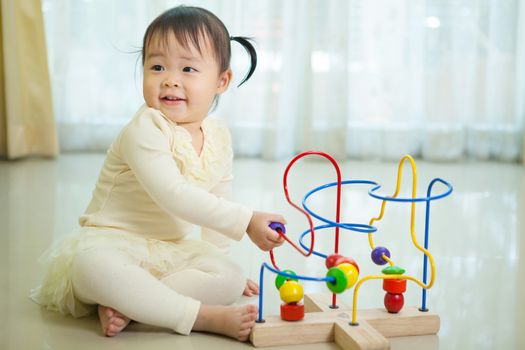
xmin=161 ymin=95 xmax=186 ymax=105
xmin=162 ymin=96 xmax=186 ymax=101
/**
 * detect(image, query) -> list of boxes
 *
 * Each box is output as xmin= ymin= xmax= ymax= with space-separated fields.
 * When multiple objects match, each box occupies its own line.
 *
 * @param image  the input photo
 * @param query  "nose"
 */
xmin=163 ymin=79 xmax=179 ymax=88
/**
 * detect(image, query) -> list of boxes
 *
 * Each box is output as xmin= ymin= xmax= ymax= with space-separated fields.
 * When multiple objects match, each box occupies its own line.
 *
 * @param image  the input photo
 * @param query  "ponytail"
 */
xmin=230 ymin=36 xmax=257 ymax=87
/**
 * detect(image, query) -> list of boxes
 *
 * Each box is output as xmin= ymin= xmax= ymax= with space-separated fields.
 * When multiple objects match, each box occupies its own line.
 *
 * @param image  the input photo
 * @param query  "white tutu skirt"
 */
xmin=31 ymin=227 xmax=217 ymax=318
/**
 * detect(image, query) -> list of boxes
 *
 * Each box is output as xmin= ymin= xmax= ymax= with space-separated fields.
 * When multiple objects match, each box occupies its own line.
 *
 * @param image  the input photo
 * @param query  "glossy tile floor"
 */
xmin=1 ymin=154 xmax=524 ymax=350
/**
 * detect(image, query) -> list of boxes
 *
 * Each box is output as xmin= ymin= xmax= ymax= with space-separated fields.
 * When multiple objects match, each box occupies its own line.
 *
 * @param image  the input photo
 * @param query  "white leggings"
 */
xmin=71 ymin=248 xmax=246 ymax=335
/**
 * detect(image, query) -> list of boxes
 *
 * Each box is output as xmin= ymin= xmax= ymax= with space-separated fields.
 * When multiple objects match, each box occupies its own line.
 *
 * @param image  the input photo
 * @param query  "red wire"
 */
xmin=269 ymin=151 xmax=344 ymax=308
xmin=270 ymin=249 xmax=279 ymax=270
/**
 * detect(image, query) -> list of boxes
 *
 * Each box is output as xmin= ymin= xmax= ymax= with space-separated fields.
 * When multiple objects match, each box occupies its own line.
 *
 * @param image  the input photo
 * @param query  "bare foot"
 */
xmin=97 ymin=305 xmax=131 ymax=337
xmin=192 ymin=304 xmax=258 ymax=341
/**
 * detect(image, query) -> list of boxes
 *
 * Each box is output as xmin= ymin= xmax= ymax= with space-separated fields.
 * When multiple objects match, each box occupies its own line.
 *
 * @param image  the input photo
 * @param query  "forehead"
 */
xmin=145 ymin=30 xmax=214 ymax=60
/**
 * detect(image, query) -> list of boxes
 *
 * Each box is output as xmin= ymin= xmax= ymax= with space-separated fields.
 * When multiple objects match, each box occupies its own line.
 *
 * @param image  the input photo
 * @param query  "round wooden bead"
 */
xmin=383 ymin=278 xmax=407 ymax=294
xmin=279 ymin=280 xmax=304 ymax=303
xmin=384 ymin=292 xmax=404 ymax=313
xmin=371 ymin=247 xmax=391 ymax=265
xmin=325 ymin=254 xmax=343 ymax=269
xmin=326 ymin=267 xmax=348 ymax=294
xmin=280 ymin=302 xmax=305 ymax=321
xmin=275 ymin=270 xmax=298 ymax=290
xmin=337 ymin=262 xmax=359 ymax=289
xmin=335 ymin=256 xmax=360 ymax=274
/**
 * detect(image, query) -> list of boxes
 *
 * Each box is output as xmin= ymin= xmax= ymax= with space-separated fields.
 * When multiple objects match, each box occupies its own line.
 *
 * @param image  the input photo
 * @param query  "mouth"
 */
xmin=161 ymin=94 xmax=187 ymax=105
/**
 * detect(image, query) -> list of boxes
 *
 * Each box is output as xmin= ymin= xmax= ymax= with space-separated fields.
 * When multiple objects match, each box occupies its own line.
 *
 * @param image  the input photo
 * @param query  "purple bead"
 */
xmin=371 ymin=247 xmax=390 ymax=265
xmin=269 ymin=222 xmax=286 ymax=234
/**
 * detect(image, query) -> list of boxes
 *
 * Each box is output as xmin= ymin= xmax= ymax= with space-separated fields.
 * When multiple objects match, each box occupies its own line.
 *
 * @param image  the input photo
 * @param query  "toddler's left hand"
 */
xmin=243 ymin=278 xmax=260 ymax=296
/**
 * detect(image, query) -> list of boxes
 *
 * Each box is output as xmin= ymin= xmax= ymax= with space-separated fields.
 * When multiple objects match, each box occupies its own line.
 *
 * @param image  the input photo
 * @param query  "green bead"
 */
xmin=382 ymin=265 xmax=406 ymax=275
xmin=275 ymin=270 xmax=298 ymax=290
xmin=326 ymin=267 xmax=348 ymax=294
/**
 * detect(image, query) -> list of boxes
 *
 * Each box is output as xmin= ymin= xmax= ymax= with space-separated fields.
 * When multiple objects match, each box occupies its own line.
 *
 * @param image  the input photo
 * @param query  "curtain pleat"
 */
xmin=0 ymin=0 xmax=57 ymax=159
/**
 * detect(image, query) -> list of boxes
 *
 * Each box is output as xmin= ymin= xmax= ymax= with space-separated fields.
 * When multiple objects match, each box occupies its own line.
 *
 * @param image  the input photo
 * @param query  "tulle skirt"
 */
xmin=30 ymin=227 xmax=217 ymax=318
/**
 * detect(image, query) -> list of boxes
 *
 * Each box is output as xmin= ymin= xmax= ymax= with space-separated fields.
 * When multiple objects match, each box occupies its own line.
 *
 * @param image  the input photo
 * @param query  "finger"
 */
xmin=271 ymin=214 xmax=286 ymax=225
xmin=269 ymin=234 xmax=285 ymax=246
xmin=268 ymin=230 xmax=283 ymax=242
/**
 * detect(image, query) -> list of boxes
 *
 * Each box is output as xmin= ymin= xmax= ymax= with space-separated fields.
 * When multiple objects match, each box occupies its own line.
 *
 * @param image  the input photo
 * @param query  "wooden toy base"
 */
xmin=250 ymin=293 xmax=440 ymax=349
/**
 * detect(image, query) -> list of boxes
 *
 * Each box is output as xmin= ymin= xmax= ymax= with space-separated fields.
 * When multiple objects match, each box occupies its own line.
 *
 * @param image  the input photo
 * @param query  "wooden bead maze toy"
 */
xmin=250 ymin=151 xmax=453 ymax=350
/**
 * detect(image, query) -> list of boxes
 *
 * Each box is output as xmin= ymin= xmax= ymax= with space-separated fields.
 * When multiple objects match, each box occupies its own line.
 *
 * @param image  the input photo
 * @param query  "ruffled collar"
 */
xmin=155 ymin=111 xmax=230 ymax=187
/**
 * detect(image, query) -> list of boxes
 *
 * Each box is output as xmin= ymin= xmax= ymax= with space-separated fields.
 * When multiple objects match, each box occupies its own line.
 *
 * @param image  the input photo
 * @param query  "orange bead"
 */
xmin=383 ymin=278 xmax=407 ymax=294
xmin=280 ymin=303 xmax=305 ymax=321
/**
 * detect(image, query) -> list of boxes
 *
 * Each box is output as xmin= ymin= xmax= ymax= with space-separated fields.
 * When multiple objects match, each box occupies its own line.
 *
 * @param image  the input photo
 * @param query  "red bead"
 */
xmin=280 ymin=303 xmax=305 ymax=321
xmin=383 ymin=279 xmax=407 ymax=294
xmin=334 ymin=256 xmax=360 ymax=274
xmin=384 ymin=293 xmax=404 ymax=313
xmin=325 ymin=254 xmax=343 ymax=269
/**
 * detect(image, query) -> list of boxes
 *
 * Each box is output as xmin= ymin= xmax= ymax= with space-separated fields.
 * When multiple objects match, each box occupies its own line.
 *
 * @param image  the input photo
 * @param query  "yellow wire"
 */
xmin=353 ymin=155 xmax=436 ymax=324
xmin=351 ymin=274 xmax=428 ymax=323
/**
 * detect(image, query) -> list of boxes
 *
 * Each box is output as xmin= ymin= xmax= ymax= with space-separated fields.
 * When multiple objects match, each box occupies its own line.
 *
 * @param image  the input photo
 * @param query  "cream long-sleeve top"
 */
xmin=78 ymin=104 xmax=253 ymax=250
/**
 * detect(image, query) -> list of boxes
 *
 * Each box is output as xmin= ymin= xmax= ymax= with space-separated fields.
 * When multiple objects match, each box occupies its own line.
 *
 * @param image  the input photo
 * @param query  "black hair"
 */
xmin=142 ymin=5 xmax=257 ymax=87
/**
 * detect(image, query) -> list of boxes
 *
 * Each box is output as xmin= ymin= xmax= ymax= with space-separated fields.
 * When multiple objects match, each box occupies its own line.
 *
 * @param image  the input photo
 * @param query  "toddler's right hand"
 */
xmin=246 ymin=211 xmax=286 ymax=251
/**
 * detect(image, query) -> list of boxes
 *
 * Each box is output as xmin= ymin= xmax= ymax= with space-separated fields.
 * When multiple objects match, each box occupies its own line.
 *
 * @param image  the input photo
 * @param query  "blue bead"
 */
xmin=371 ymin=247 xmax=390 ymax=265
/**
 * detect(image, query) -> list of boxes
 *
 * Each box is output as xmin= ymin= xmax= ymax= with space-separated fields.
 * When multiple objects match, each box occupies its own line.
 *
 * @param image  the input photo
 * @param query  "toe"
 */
xmin=107 ymin=324 xmax=120 ymax=335
xmin=241 ymin=313 xmax=253 ymax=322
xmin=112 ymin=317 xmax=125 ymax=327
xmin=241 ymin=320 xmax=256 ymax=330
xmin=237 ymin=328 xmax=251 ymax=341
xmin=104 ymin=327 xmax=115 ymax=337
xmin=249 ymin=311 xmax=258 ymax=320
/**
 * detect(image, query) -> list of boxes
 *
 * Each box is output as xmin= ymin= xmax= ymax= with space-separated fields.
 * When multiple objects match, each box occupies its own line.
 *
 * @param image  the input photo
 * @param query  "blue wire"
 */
xmin=296 ymin=223 xmax=377 ymax=259
xmin=302 ymin=180 xmax=379 ymax=233
xmin=421 ymin=178 xmax=453 ymax=311
xmin=368 ymin=179 xmax=453 ymax=202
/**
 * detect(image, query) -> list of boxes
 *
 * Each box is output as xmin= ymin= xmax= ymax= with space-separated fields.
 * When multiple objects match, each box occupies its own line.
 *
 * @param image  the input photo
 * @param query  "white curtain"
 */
xmin=43 ymin=0 xmax=525 ymax=161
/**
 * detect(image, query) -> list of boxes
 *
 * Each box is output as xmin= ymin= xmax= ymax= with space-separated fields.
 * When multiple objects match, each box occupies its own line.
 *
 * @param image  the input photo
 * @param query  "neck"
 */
xmin=178 ymin=122 xmax=202 ymax=138
xmin=179 ymin=121 xmax=204 ymax=156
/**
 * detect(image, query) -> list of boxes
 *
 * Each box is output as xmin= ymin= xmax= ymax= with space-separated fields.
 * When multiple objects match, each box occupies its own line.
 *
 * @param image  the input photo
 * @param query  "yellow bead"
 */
xmin=279 ymin=280 xmax=304 ymax=303
xmin=337 ymin=263 xmax=359 ymax=289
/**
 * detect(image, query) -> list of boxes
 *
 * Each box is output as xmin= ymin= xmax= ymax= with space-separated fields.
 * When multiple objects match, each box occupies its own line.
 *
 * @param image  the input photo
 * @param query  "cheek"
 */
xmin=143 ymin=78 xmax=158 ymax=100
xmin=187 ymin=81 xmax=215 ymax=103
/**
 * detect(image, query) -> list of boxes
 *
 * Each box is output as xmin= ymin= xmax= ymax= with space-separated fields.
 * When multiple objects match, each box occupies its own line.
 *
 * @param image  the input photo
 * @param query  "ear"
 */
xmin=216 ymin=69 xmax=232 ymax=94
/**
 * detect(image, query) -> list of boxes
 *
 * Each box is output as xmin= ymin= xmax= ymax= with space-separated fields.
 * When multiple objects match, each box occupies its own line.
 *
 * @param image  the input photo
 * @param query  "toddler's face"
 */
xmin=143 ymin=33 xmax=231 ymax=126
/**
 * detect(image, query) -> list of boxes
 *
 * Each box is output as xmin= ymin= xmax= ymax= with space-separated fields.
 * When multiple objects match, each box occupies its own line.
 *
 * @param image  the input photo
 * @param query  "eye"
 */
xmin=151 ymin=65 xmax=164 ymax=72
xmin=182 ymin=66 xmax=197 ymax=73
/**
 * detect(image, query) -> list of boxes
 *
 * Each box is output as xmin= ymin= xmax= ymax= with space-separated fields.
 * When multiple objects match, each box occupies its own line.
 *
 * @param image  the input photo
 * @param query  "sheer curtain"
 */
xmin=42 ymin=0 xmax=525 ymax=161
